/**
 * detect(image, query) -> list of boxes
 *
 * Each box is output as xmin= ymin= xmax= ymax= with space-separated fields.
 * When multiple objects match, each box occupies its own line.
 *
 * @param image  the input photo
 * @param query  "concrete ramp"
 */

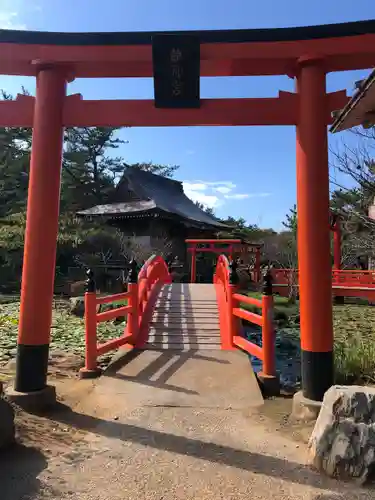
xmin=89 ymin=282 xmax=263 ymax=412
xmin=91 ymin=348 xmax=263 ymax=413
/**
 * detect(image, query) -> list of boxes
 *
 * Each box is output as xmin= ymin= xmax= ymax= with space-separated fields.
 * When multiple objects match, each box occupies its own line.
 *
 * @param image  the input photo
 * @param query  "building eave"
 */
xmin=330 ymin=68 xmax=375 ymax=133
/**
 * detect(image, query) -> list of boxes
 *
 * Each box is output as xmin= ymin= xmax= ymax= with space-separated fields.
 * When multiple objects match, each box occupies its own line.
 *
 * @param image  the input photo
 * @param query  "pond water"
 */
xmin=243 ymin=324 xmax=302 ymax=390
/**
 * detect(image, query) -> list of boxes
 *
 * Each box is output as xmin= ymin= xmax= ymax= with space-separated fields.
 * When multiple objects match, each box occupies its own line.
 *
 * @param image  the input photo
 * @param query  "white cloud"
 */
xmin=0 ymin=9 xmax=24 ymax=30
xmin=183 ymin=182 xmax=207 ymax=192
xmin=198 ymin=181 xmax=236 ymax=190
xmin=215 ymin=186 xmax=233 ymax=194
xmin=0 ymin=1 xmax=32 ymax=30
xmin=224 ymin=193 xmax=249 ymax=200
xmin=183 ymin=182 xmax=221 ymax=207
xmin=183 ymin=179 xmax=271 ymax=209
xmin=225 ymin=192 xmax=271 ymax=200
xmin=190 ymin=192 xmax=222 ymax=207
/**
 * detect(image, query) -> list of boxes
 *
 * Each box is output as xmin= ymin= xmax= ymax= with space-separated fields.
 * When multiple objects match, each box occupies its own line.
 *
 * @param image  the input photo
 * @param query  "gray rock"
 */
xmin=308 ymin=385 xmax=375 ymax=483
xmin=69 ymin=297 xmax=85 ymax=317
xmin=0 ymin=397 xmax=15 ymax=448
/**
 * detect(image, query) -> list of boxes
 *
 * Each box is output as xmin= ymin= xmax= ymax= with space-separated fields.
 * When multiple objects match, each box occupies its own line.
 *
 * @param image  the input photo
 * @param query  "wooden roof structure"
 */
xmin=77 ymin=168 xmax=227 ymax=230
xmin=330 ymin=68 xmax=375 ymax=132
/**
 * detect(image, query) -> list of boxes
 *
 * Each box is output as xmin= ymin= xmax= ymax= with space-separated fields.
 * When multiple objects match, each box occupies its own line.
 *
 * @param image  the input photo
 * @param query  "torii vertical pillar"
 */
xmin=14 ymin=66 xmax=67 ymax=395
xmin=296 ymin=59 xmax=334 ymax=402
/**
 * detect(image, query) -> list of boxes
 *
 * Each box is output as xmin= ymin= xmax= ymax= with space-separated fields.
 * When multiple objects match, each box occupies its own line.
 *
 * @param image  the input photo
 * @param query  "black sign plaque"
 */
xmin=152 ymin=34 xmax=200 ymax=109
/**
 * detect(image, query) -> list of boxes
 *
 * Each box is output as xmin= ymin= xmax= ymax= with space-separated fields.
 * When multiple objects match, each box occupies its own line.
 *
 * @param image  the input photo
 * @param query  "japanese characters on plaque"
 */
xmin=152 ymin=35 xmax=200 ymax=109
xmin=170 ymin=48 xmax=183 ymax=98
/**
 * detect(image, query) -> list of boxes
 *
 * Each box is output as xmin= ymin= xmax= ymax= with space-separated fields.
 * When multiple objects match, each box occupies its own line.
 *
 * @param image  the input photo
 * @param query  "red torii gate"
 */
xmin=2 ymin=21 xmax=375 ymax=405
xmin=186 ymin=239 xmax=262 ymax=283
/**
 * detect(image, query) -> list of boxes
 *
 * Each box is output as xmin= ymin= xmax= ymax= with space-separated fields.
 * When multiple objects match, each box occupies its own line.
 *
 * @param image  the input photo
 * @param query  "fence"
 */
xmin=271 ymin=268 xmax=375 ymax=301
xmin=80 ymin=256 xmax=171 ymax=376
xmin=214 ymin=255 xmax=276 ymax=378
xmin=332 ymin=269 xmax=375 ymax=287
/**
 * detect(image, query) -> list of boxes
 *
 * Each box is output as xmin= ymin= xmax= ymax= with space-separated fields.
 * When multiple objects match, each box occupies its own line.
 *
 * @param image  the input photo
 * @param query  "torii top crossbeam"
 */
xmin=2 ymin=20 xmax=375 ymax=77
xmin=2 ymin=20 xmax=375 ymax=127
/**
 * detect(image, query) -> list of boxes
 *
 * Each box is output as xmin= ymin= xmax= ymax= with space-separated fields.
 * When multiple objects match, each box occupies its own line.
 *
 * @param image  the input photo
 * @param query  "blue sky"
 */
xmin=0 ymin=0 xmax=375 ymax=229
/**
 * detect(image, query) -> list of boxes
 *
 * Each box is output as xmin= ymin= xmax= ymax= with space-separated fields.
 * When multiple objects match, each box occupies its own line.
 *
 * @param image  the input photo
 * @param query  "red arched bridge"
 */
xmin=80 ymin=250 xmax=375 ymax=401
xmin=81 ymin=254 xmax=277 ymax=393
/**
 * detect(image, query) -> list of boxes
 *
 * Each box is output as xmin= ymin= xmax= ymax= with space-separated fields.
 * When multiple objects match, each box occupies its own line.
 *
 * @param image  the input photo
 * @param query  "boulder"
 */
xmin=0 ymin=397 xmax=15 ymax=448
xmin=308 ymin=385 xmax=375 ymax=484
xmin=69 ymin=297 xmax=85 ymax=317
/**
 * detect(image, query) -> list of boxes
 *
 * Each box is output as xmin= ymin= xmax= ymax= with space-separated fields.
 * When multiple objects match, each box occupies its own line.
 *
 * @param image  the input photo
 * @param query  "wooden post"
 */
xmin=261 ymin=271 xmax=276 ymax=377
xmin=126 ymin=259 xmax=139 ymax=341
xmin=15 ymin=66 xmax=67 ymax=393
xmin=258 ymin=269 xmax=279 ymax=395
xmin=296 ymin=59 xmax=334 ymax=402
xmin=190 ymin=248 xmax=196 ymax=283
xmin=80 ymin=269 xmax=101 ymax=378
xmin=224 ymin=260 xmax=240 ymax=349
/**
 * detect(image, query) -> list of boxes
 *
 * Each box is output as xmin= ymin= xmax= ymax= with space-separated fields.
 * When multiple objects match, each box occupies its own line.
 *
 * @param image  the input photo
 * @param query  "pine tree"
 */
xmin=0 ymin=91 xmax=32 ymax=217
xmin=282 ymin=204 xmax=297 ymax=235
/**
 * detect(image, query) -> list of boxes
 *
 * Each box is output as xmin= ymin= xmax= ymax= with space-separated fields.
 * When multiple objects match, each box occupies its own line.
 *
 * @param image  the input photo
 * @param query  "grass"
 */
xmin=241 ymin=290 xmax=375 ymax=385
xmin=239 ymin=291 xmax=299 ymax=326
xmin=1 ymin=292 xmax=375 ymax=386
xmin=0 ymin=298 xmax=125 ymax=366
xmin=333 ymin=303 xmax=375 ymax=384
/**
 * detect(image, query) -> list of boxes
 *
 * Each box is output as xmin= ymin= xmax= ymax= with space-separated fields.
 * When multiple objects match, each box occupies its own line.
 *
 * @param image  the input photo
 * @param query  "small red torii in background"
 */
xmin=330 ymin=212 xmax=341 ymax=270
xmin=185 ymin=239 xmax=262 ymax=284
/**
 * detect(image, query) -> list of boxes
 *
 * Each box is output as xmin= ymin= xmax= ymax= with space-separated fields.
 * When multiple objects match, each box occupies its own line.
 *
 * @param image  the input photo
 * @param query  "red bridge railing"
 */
xmin=332 ymin=269 xmax=375 ymax=287
xmin=136 ymin=255 xmax=172 ymax=348
xmin=80 ymin=256 xmax=171 ymax=376
xmin=271 ymin=268 xmax=375 ymax=298
xmin=214 ymin=255 xmax=276 ymax=378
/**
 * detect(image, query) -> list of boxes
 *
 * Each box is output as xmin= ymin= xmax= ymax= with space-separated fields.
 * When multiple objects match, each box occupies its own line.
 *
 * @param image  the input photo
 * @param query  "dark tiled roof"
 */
xmin=77 ymin=168 xmax=227 ymax=229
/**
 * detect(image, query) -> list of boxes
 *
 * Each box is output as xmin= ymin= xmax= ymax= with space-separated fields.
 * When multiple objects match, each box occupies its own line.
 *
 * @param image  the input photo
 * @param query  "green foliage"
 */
xmin=241 ymin=291 xmax=298 ymax=327
xmin=0 ymin=212 xmax=26 ymax=288
xmin=194 ymin=201 xmax=216 ymax=217
xmin=282 ymin=204 xmax=297 ymax=235
xmin=61 ymin=126 xmax=126 ymax=210
xmin=0 ymin=300 xmax=124 ymax=364
xmin=0 ymin=91 xmax=32 ymax=217
xmin=218 ymin=216 xmax=274 ymax=241
xmin=126 ymin=161 xmax=179 ymax=179
xmin=333 ymin=303 xmax=375 ymax=384
xmin=0 ymin=90 xmax=183 ymax=290
xmin=241 ymin=295 xmax=375 ymax=384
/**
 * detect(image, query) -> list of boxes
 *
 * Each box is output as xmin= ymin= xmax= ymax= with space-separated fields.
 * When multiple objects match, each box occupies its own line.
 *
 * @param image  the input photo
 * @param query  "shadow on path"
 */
xmin=0 ymin=444 xmax=48 ymax=500
xmin=50 ymin=403 xmax=373 ymax=496
xmin=104 ymin=348 xmax=229 ymax=395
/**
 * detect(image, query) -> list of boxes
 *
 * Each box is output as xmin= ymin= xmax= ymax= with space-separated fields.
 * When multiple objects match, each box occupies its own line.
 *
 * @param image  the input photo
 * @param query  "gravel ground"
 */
xmin=0 ymin=349 xmax=374 ymax=500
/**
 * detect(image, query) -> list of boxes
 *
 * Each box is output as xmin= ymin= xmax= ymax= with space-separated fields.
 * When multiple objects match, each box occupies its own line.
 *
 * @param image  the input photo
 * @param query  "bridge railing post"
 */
xmin=80 ymin=269 xmax=101 ymax=378
xmin=258 ymin=269 xmax=280 ymax=394
xmin=126 ymin=259 xmax=139 ymax=340
xmin=224 ymin=260 xmax=240 ymax=349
